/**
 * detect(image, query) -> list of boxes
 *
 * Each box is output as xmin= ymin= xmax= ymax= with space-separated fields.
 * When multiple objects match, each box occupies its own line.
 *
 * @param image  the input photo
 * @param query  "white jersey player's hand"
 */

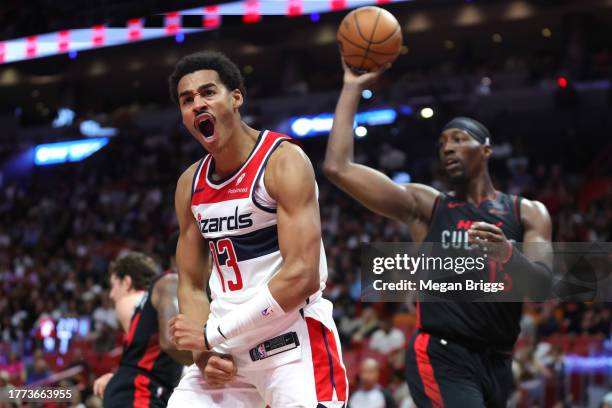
xmin=169 ymin=314 xmax=207 ymax=351
xmin=93 ymin=372 xmax=113 ymax=397
xmin=195 ymin=352 xmax=237 ymax=388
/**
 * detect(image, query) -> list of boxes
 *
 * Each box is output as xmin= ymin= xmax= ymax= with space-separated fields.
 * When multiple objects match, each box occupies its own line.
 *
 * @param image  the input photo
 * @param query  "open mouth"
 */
xmin=445 ymin=158 xmax=460 ymax=169
xmin=195 ymin=113 xmax=215 ymax=140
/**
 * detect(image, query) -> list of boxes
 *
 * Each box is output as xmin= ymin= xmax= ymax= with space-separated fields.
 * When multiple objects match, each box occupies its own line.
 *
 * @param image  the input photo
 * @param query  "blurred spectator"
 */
xmin=25 ymin=349 xmax=50 ymax=384
xmin=349 ymin=358 xmax=395 ymax=408
xmin=369 ymin=320 xmax=406 ymax=355
xmin=352 ymin=307 xmax=381 ymax=343
xmin=0 ymin=351 xmax=25 ymax=385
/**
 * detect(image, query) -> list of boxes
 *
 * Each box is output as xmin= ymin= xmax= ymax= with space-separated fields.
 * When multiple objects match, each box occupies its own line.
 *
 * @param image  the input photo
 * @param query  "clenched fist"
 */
xmin=169 ymin=314 xmax=208 ymax=352
xmin=194 ymin=351 xmax=237 ymax=388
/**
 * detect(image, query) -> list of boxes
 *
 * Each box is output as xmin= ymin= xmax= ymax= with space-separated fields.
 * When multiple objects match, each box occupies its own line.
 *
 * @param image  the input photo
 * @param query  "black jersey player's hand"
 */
xmin=93 ymin=372 xmax=113 ymax=397
xmin=195 ymin=351 xmax=237 ymax=388
xmin=468 ymin=221 xmax=512 ymax=262
xmin=169 ymin=314 xmax=207 ymax=351
xmin=341 ymin=57 xmax=391 ymax=90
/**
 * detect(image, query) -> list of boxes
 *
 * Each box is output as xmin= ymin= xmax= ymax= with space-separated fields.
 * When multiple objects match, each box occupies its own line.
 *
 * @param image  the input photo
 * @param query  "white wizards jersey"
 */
xmin=190 ymin=130 xmax=328 ymax=354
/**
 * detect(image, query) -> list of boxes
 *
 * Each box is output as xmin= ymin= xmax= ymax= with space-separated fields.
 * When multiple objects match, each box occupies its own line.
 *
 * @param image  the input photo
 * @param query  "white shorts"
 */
xmin=167 ymin=298 xmax=348 ymax=408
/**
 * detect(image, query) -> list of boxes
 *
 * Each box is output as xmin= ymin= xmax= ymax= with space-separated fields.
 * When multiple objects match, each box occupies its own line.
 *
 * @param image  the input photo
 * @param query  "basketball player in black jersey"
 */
xmin=323 ymin=61 xmax=553 ymax=407
xmin=93 ymin=251 xmax=192 ymax=407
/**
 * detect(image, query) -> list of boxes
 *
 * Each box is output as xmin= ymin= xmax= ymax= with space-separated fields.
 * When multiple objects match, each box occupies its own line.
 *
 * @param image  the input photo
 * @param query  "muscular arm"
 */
xmin=151 ymin=274 xmax=193 ymax=365
xmin=520 ymin=199 xmax=553 ymax=267
xmin=175 ymin=162 xmax=211 ymax=336
xmin=323 ymin=62 xmax=438 ymax=238
xmin=265 ymin=143 xmax=321 ymax=311
xmin=518 ymin=199 xmax=554 ymax=298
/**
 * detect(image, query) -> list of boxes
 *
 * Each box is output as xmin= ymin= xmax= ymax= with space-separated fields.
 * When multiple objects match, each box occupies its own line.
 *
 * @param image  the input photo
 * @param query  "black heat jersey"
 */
xmin=418 ymin=191 xmax=524 ymax=350
xmin=103 ymin=273 xmax=183 ymax=408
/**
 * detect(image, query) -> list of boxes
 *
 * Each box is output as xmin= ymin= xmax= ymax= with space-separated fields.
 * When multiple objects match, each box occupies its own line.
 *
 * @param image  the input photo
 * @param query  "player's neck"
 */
xmin=211 ymin=122 xmax=259 ymax=179
xmin=454 ymin=172 xmax=496 ymax=205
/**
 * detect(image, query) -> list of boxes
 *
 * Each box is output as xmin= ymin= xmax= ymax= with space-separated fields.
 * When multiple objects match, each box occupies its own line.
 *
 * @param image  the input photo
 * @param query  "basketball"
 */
xmin=337 ymin=6 xmax=403 ymax=72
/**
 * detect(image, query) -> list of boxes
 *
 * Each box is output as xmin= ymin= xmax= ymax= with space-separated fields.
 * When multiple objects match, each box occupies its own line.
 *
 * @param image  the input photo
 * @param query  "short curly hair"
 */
xmin=109 ymin=251 xmax=158 ymax=291
xmin=168 ymin=50 xmax=246 ymax=105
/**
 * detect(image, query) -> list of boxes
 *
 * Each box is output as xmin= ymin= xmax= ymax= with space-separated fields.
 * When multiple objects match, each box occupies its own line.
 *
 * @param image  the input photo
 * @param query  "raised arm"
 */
xmin=323 ymin=60 xmax=438 ymax=230
xmin=151 ymin=273 xmax=193 ymax=365
xmin=174 ymin=162 xmax=211 ymax=331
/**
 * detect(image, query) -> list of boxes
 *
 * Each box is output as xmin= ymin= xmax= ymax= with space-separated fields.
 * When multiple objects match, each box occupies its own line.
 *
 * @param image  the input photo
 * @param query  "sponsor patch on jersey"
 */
xmin=249 ymin=332 xmax=300 ymax=361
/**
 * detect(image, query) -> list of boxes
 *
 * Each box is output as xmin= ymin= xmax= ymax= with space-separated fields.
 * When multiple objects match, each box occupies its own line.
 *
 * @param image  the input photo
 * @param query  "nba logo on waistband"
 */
xmin=257 ymin=343 xmax=267 ymax=359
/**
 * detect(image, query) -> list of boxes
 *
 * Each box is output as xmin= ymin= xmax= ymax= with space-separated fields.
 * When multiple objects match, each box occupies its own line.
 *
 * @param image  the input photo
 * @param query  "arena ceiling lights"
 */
xmin=0 ymin=0 xmax=412 ymax=65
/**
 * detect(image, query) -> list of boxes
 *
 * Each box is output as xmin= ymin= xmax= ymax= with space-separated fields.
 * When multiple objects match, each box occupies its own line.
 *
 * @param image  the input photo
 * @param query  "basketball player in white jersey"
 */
xmin=166 ymin=51 xmax=347 ymax=407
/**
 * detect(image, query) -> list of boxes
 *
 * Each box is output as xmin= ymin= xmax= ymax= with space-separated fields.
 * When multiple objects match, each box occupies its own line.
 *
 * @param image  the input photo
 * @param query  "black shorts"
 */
xmin=405 ymin=331 xmax=514 ymax=408
xmin=103 ymin=367 xmax=173 ymax=408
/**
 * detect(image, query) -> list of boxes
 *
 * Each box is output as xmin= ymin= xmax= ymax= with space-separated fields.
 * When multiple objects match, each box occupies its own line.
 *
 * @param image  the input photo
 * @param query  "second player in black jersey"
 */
xmin=93 ymin=251 xmax=192 ymax=408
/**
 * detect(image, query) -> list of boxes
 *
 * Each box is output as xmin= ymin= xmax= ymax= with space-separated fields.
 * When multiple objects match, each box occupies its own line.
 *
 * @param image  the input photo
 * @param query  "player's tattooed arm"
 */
xmin=152 ymin=274 xmax=193 ymax=365
xmin=324 ymin=58 xmax=439 ymax=233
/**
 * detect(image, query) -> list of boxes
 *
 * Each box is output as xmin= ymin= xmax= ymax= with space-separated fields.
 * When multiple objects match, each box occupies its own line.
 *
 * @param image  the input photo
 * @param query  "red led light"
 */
xmin=557 ymin=77 xmax=568 ymax=88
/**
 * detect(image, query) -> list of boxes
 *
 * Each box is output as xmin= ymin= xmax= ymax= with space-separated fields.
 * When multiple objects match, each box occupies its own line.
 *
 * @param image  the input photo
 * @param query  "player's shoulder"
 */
xmin=152 ymin=272 xmax=178 ymax=306
xmin=519 ymin=197 xmax=551 ymax=226
xmin=177 ymin=159 xmax=204 ymax=187
xmin=266 ymin=139 xmax=312 ymax=176
xmin=520 ymin=197 xmax=549 ymax=216
xmin=175 ymin=159 xmax=206 ymax=201
xmin=264 ymin=139 xmax=314 ymax=199
xmin=156 ymin=272 xmax=179 ymax=287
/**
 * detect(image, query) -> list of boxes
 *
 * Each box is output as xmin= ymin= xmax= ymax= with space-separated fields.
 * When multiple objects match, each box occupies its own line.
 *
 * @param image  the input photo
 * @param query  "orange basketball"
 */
xmin=337 ymin=6 xmax=403 ymax=72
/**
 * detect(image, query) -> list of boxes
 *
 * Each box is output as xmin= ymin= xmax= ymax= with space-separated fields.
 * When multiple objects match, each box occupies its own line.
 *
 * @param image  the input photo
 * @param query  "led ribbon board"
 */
xmin=0 ymin=0 xmax=411 ymax=65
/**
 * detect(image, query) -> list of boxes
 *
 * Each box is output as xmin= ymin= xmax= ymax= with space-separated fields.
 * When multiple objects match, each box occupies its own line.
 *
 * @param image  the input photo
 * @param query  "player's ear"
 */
xmin=124 ymin=275 xmax=133 ymax=291
xmin=231 ymin=89 xmax=243 ymax=110
xmin=483 ymin=144 xmax=492 ymax=160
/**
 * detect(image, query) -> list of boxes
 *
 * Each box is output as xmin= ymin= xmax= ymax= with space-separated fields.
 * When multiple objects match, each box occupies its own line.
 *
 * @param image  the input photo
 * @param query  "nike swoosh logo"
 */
xmin=194 ymin=188 xmax=204 ymax=194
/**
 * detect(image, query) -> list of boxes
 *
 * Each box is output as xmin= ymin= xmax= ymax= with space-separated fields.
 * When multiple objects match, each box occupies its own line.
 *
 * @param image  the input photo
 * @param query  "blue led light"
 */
xmin=175 ymin=33 xmax=185 ymax=43
xmin=34 ymin=138 xmax=109 ymax=166
xmin=289 ymin=108 xmax=397 ymax=138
